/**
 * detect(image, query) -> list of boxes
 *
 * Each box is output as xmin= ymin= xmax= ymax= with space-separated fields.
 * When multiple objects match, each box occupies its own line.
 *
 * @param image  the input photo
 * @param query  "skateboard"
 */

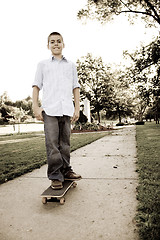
xmin=41 ymin=180 xmax=77 ymax=205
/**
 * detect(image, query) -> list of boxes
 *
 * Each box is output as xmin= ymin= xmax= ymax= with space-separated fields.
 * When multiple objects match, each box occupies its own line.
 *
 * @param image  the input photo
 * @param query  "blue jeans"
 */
xmin=42 ymin=112 xmax=72 ymax=182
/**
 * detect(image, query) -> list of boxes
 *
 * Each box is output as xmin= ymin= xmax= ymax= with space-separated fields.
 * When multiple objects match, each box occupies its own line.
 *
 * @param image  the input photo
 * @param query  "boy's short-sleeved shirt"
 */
xmin=32 ymin=56 xmax=80 ymax=117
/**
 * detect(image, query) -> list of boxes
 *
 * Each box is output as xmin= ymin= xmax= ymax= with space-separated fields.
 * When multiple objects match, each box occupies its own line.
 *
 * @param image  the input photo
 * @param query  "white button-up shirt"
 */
xmin=32 ymin=56 xmax=80 ymax=117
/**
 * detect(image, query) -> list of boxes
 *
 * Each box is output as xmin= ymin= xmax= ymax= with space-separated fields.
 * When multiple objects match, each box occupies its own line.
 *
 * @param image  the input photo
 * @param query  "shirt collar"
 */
xmin=50 ymin=55 xmax=68 ymax=62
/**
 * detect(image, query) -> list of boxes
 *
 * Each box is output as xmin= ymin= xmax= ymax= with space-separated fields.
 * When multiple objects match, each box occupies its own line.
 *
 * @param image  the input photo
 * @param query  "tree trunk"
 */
xmin=18 ymin=123 xmax=20 ymax=133
xmin=139 ymin=113 xmax=143 ymax=122
xmin=155 ymin=113 xmax=159 ymax=124
xmin=97 ymin=109 xmax=100 ymax=123
xmin=156 ymin=105 xmax=159 ymax=124
xmin=117 ymin=105 xmax=121 ymax=123
xmin=18 ymin=118 xmax=21 ymax=133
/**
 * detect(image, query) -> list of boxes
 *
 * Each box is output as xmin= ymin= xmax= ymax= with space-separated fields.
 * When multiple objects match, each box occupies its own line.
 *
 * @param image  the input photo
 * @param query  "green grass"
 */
xmin=0 ymin=132 xmax=44 ymax=141
xmin=0 ymin=131 xmax=109 ymax=184
xmin=136 ymin=122 xmax=160 ymax=240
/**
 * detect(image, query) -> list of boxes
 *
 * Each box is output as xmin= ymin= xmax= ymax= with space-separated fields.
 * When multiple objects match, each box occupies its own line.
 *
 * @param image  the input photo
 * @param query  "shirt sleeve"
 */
xmin=32 ymin=62 xmax=43 ymax=90
xmin=72 ymin=63 xmax=80 ymax=90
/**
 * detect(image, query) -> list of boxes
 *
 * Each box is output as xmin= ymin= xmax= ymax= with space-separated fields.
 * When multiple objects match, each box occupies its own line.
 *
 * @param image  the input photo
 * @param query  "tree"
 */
xmin=77 ymin=0 xmax=160 ymax=123
xmin=124 ymin=36 xmax=160 ymax=79
xmin=134 ymin=86 xmax=152 ymax=121
xmin=0 ymin=92 xmax=34 ymax=124
xmin=9 ymin=106 xmax=29 ymax=133
xmin=0 ymin=91 xmax=11 ymax=105
xmin=14 ymin=96 xmax=34 ymax=117
xmin=77 ymin=53 xmax=113 ymax=123
xmin=105 ymin=70 xmax=135 ymax=123
xmin=78 ymin=0 xmax=160 ymax=26
xmin=0 ymin=92 xmax=14 ymax=123
xmin=77 ymin=54 xmax=135 ymax=123
xmin=124 ymin=37 xmax=160 ymax=122
xmin=145 ymin=96 xmax=160 ymax=123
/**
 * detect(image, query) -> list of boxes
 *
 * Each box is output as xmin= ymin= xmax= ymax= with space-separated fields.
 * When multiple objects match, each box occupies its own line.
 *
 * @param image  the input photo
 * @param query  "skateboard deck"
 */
xmin=41 ymin=180 xmax=77 ymax=205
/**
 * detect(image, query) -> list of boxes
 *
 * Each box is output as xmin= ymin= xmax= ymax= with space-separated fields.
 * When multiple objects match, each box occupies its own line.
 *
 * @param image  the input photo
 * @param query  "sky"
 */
xmin=0 ymin=0 xmax=159 ymax=101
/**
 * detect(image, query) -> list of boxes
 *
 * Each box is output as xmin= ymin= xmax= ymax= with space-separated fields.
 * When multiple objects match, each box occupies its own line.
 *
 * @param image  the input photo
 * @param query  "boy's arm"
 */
xmin=72 ymin=88 xmax=80 ymax=122
xmin=32 ymin=86 xmax=43 ymax=121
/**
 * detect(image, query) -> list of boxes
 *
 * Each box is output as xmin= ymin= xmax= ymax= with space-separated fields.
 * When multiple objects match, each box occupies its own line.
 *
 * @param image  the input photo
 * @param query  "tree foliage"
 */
xmin=78 ymin=0 xmax=160 ymax=26
xmin=145 ymin=96 xmax=160 ymax=123
xmin=77 ymin=0 xmax=160 ymax=124
xmin=124 ymin=36 xmax=160 ymax=121
xmin=105 ymin=69 xmax=135 ymax=122
xmin=124 ymin=36 xmax=160 ymax=75
xmin=77 ymin=53 xmax=113 ymax=123
xmin=0 ymin=92 xmax=34 ymax=124
xmin=77 ymin=54 xmax=135 ymax=123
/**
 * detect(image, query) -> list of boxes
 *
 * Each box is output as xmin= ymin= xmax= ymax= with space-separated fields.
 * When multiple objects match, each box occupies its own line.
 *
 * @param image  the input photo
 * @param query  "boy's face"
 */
xmin=48 ymin=35 xmax=64 ymax=57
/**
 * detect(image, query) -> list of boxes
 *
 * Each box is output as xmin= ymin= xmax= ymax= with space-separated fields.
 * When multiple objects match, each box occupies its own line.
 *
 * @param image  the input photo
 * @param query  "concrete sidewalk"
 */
xmin=0 ymin=126 xmax=139 ymax=240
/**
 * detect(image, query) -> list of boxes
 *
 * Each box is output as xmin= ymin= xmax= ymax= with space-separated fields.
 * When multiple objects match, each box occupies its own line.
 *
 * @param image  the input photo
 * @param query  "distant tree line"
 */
xmin=0 ymin=92 xmax=34 ymax=124
xmin=77 ymin=53 xmax=159 ymax=124
xmin=77 ymin=53 xmax=134 ymax=123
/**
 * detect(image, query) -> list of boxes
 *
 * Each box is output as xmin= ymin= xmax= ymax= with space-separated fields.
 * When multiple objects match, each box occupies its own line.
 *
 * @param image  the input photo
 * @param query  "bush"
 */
xmin=0 ymin=119 xmax=5 ymax=125
xmin=116 ymin=122 xmax=124 ymax=126
xmin=0 ymin=118 xmax=9 ymax=125
xmin=73 ymin=122 xmax=99 ymax=131
xmin=77 ymin=111 xmax=88 ymax=124
xmin=135 ymin=121 xmax=145 ymax=125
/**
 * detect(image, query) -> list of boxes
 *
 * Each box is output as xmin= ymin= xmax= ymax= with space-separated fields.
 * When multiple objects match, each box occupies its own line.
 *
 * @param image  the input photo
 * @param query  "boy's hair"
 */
xmin=47 ymin=32 xmax=63 ymax=45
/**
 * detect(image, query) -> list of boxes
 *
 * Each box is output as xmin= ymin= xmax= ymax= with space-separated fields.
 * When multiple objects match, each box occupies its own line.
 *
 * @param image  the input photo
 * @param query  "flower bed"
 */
xmin=72 ymin=122 xmax=112 ymax=133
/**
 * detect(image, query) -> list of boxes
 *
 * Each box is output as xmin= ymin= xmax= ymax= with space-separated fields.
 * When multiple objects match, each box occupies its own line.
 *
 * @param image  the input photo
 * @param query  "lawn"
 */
xmin=0 ymin=131 xmax=109 ymax=184
xmin=136 ymin=122 xmax=160 ymax=240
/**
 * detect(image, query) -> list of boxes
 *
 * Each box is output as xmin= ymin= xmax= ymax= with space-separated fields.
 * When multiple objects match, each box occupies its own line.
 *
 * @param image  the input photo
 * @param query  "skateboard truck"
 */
xmin=41 ymin=180 xmax=77 ymax=205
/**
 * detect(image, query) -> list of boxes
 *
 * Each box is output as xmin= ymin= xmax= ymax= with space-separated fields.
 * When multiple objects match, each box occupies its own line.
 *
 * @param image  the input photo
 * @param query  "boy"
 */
xmin=32 ymin=32 xmax=81 ymax=189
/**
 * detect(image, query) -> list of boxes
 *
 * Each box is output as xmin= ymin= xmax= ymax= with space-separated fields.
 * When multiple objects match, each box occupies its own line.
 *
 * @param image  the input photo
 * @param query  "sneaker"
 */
xmin=51 ymin=180 xmax=63 ymax=189
xmin=64 ymin=171 xmax=82 ymax=181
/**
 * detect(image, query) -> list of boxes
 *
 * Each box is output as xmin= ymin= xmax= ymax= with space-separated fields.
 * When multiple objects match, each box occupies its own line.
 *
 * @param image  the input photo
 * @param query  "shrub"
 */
xmin=135 ymin=121 xmax=145 ymax=125
xmin=73 ymin=122 xmax=99 ymax=131
xmin=116 ymin=122 xmax=124 ymax=126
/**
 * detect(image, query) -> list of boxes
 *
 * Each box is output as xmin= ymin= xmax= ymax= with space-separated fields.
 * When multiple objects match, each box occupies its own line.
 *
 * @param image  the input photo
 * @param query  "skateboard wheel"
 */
xmin=60 ymin=198 xmax=65 ymax=205
xmin=42 ymin=197 xmax=47 ymax=204
xmin=73 ymin=182 xmax=77 ymax=188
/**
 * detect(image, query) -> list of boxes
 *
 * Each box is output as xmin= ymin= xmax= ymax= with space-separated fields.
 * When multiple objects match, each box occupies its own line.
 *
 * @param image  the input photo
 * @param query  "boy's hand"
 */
xmin=71 ymin=109 xmax=79 ymax=123
xmin=33 ymin=107 xmax=44 ymax=121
